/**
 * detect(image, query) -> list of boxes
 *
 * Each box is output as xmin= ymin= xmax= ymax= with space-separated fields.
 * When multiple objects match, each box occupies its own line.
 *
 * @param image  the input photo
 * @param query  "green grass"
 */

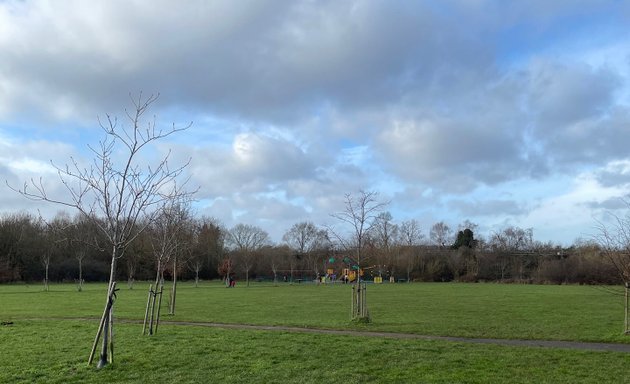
xmin=1 ymin=319 xmax=629 ymax=384
xmin=2 ymin=281 xmax=627 ymax=342
xmin=1 ymin=282 xmax=630 ymax=383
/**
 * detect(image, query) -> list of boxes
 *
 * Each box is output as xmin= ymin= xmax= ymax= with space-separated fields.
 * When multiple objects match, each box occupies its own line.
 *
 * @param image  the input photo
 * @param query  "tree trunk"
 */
xmin=170 ymin=257 xmax=177 ymax=315
xmin=127 ymin=263 xmax=135 ymax=290
xmin=78 ymin=258 xmax=83 ymax=292
xmin=44 ymin=259 xmax=49 ymax=292
xmin=88 ymin=246 xmax=118 ymax=367
xmin=142 ymin=284 xmax=153 ymax=335
xmin=625 ymin=282 xmax=629 ymax=335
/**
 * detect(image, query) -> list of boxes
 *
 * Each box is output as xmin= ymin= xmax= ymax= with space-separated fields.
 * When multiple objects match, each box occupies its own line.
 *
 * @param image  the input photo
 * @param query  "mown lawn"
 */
xmin=1 ymin=282 xmax=629 ymax=383
xmin=2 ymin=281 xmax=627 ymax=342
xmin=1 ymin=319 xmax=630 ymax=384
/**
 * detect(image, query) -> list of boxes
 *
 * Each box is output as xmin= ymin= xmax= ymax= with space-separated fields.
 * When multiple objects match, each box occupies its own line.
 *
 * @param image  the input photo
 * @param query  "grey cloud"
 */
xmin=449 ymin=198 xmax=526 ymax=218
xmin=584 ymin=196 xmax=629 ymax=211
xmin=180 ymin=132 xmax=319 ymax=198
xmin=593 ymin=161 xmax=630 ymax=188
xmin=527 ymin=61 xmax=617 ymax=126
xmin=373 ymin=111 xmax=531 ymax=192
xmin=0 ymin=1 xmax=498 ymax=124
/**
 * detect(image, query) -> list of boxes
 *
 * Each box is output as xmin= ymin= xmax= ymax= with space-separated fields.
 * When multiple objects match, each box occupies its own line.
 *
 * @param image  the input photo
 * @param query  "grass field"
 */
xmin=1 ymin=281 xmax=629 ymax=383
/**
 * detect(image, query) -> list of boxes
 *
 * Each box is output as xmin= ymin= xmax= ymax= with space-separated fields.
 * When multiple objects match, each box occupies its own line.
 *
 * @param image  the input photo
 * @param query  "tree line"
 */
xmin=0 ymin=210 xmax=621 ymax=286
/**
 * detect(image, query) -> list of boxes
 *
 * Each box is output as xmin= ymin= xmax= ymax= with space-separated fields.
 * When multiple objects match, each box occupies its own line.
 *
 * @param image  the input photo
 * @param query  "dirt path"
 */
xmin=19 ymin=316 xmax=630 ymax=353
xmin=155 ymin=320 xmax=630 ymax=353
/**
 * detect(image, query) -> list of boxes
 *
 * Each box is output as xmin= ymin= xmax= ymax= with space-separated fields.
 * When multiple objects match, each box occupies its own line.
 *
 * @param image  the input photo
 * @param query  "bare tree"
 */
xmin=227 ymin=223 xmax=270 ymax=287
xmin=370 ymin=212 xmax=399 ymax=281
xmin=11 ymin=93 xmax=193 ymax=367
xmin=168 ymin=203 xmax=194 ymax=315
xmin=67 ymin=214 xmax=98 ymax=292
xmin=125 ymin=228 xmax=150 ymax=290
xmin=430 ymin=221 xmax=452 ymax=248
xmin=489 ymin=226 xmax=534 ymax=281
xmin=595 ymin=202 xmax=630 ymax=334
xmin=186 ymin=220 xmax=205 ymax=287
xmin=331 ymin=190 xmax=387 ymax=321
xmin=39 ymin=214 xmax=72 ymax=291
xmin=264 ymin=244 xmax=290 ymax=285
xmin=399 ymin=219 xmax=423 ymax=282
xmin=145 ymin=198 xmax=193 ymax=325
xmin=283 ymin=221 xmax=329 ymax=279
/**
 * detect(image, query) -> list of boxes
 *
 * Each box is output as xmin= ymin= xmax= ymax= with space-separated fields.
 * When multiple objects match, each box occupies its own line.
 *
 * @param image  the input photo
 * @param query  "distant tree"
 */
xmin=125 ymin=225 xmax=150 ymax=289
xmin=186 ymin=221 xmax=206 ymax=287
xmin=283 ymin=221 xmax=329 ymax=279
xmin=370 ymin=212 xmax=399 ymax=280
xmin=448 ymin=228 xmax=479 ymax=281
xmin=430 ymin=221 xmax=452 ymax=248
xmin=263 ymin=244 xmax=291 ymax=284
xmin=196 ymin=217 xmax=225 ymax=281
xmin=0 ymin=213 xmax=34 ymax=282
xmin=68 ymin=214 xmax=100 ymax=291
xmin=489 ymin=226 xmax=533 ymax=251
xmin=489 ymin=226 xmax=534 ymax=281
xmin=166 ymin=201 xmax=194 ymax=315
xmin=451 ymin=228 xmax=476 ymax=249
xmin=227 ymin=223 xmax=270 ymax=287
xmin=38 ymin=219 xmax=53 ymax=292
xmin=399 ymin=219 xmax=423 ymax=283
xmin=400 ymin=219 xmax=423 ymax=247
xmin=40 ymin=213 xmax=72 ymax=291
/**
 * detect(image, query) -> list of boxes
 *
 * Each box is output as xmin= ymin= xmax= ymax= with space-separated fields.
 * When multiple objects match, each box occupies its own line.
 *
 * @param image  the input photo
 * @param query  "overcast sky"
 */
xmin=1 ymin=0 xmax=630 ymax=245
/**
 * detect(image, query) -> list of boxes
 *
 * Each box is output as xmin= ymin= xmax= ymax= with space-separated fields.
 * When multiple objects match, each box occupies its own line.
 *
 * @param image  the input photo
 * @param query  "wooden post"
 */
xmin=170 ymin=257 xmax=177 ymax=315
xmin=362 ymin=283 xmax=367 ymax=318
xmin=108 ymin=297 xmax=114 ymax=364
xmin=148 ymin=289 xmax=156 ymax=335
xmin=350 ymin=285 xmax=357 ymax=320
xmin=97 ymin=281 xmax=116 ymax=368
xmin=155 ymin=282 xmax=164 ymax=334
xmin=88 ymin=281 xmax=114 ymax=365
xmin=625 ymin=282 xmax=629 ymax=335
xmin=97 ymin=306 xmax=109 ymax=368
xmin=142 ymin=284 xmax=153 ymax=335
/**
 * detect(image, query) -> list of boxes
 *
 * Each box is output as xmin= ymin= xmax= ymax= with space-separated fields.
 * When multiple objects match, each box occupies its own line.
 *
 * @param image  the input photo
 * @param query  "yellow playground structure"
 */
xmin=341 ymin=268 xmax=364 ymax=282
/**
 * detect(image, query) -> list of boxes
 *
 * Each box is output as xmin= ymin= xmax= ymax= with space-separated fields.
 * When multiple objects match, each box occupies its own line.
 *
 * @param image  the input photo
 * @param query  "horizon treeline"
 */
xmin=0 ymin=211 xmax=621 ymax=285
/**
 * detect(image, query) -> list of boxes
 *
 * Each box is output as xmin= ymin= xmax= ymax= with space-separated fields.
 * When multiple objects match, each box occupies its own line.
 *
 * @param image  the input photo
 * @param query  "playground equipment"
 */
xmin=342 ymin=267 xmax=364 ymax=282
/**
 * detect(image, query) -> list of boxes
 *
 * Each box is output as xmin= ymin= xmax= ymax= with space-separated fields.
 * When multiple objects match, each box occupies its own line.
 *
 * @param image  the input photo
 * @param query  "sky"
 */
xmin=1 ymin=0 xmax=630 ymax=245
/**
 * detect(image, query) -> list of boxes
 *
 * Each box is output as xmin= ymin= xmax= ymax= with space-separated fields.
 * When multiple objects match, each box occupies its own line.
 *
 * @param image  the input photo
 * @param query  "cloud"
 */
xmin=593 ymin=159 xmax=630 ymax=188
xmin=585 ymin=197 xmax=629 ymax=211
xmin=374 ymin=111 xmax=530 ymax=192
xmin=449 ymin=199 xmax=526 ymax=218
xmin=528 ymin=61 xmax=618 ymax=124
xmin=180 ymin=132 xmax=318 ymax=197
xmin=2 ymin=0 xmax=630 ymax=245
